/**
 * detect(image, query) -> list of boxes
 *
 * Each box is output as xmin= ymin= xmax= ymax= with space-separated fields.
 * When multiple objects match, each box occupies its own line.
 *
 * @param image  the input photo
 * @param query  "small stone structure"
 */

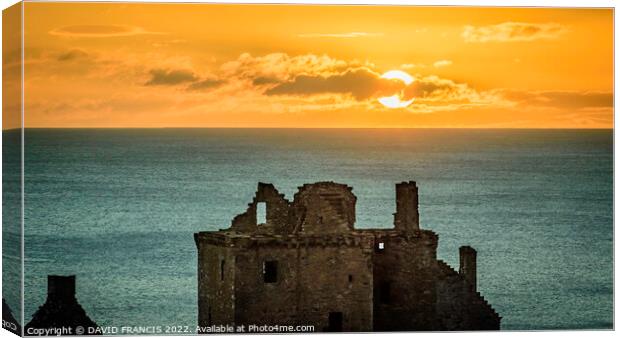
xmin=3 ymin=298 xmax=21 ymax=335
xmin=25 ymin=275 xmax=99 ymax=335
xmin=194 ymin=181 xmax=501 ymax=331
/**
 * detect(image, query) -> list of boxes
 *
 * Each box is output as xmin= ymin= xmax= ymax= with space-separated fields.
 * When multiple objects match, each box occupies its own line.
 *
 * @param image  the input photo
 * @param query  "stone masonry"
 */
xmin=194 ymin=181 xmax=501 ymax=332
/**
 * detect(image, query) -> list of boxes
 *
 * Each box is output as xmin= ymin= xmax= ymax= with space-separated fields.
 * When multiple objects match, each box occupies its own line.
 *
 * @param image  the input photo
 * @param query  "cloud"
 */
xmin=402 ymin=75 xmax=497 ymax=107
xmin=227 ymin=53 xmax=495 ymax=109
xmin=462 ymin=22 xmax=567 ymax=43
xmin=433 ymin=60 xmax=452 ymax=68
xmin=49 ymin=25 xmax=165 ymax=38
xmin=151 ymin=39 xmax=186 ymax=48
xmin=297 ymin=32 xmax=383 ymax=38
xmin=57 ymin=49 xmax=89 ymax=62
xmin=499 ymin=90 xmax=613 ymax=109
xmin=21 ymin=44 xmax=611 ymax=128
xmin=252 ymin=76 xmax=281 ymax=86
xmin=264 ymin=68 xmax=401 ymax=100
xmin=145 ymin=68 xmax=223 ymax=90
xmin=187 ymin=78 xmax=225 ymax=91
xmin=221 ymin=52 xmax=369 ymax=82
xmin=145 ymin=69 xmax=198 ymax=86
xmin=401 ymin=63 xmax=426 ymax=69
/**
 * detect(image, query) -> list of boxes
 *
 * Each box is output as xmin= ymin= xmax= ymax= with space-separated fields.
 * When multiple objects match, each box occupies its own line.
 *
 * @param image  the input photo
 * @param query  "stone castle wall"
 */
xmin=233 ymin=237 xmax=373 ymax=331
xmin=194 ymin=181 xmax=501 ymax=331
xmin=363 ymin=229 xmax=439 ymax=330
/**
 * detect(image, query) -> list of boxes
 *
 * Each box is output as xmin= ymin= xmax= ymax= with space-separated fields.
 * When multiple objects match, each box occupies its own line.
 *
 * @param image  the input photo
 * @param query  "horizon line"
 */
xmin=2 ymin=127 xmax=614 ymax=131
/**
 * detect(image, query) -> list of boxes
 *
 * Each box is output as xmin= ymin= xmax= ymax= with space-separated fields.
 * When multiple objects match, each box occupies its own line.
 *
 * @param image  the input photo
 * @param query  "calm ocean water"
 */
xmin=3 ymin=129 xmax=613 ymax=331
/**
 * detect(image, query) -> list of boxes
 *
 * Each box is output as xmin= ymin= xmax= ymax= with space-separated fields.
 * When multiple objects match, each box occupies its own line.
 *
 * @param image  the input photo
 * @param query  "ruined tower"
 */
xmin=25 ymin=275 xmax=100 ymax=335
xmin=460 ymin=246 xmax=477 ymax=291
xmin=194 ymin=181 xmax=500 ymax=332
xmin=394 ymin=181 xmax=419 ymax=232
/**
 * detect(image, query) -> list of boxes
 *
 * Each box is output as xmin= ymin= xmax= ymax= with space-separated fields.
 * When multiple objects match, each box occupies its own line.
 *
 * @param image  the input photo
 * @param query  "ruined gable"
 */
xmin=290 ymin=182 xmax=356 ymax=234
xmin=230 ymin=182 xmax=292 ymax=234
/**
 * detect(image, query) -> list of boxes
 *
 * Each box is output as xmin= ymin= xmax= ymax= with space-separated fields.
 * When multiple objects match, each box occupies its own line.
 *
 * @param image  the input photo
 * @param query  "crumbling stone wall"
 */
xmin=195 ymin=181 xmax=500 ymax=332
xmin=230 ymin=183 xmax=291 ymax=234
xmin=435 ymin=254 xmax=500 ymax=330
xmin=230 ymin=236 xmax=373 ymax=331
xmin=394 ymin=181 xmax=420 ymax=232
xmin=195 ymin=236 xmax=236 ymax=327
xmin=364 ymin=229 xmax=440 ymax=331
xmin=290 ymin=182 xmax=356 ymax=234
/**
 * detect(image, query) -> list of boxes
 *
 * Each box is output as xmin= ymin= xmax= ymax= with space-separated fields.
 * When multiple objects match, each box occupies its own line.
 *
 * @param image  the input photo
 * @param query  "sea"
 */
xmin=2 ymin=128 xmax=613 ymax=331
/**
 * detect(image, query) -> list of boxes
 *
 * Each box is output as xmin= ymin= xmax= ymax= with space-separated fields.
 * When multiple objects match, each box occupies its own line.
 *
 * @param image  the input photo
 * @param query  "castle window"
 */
xmin=220 ymin=260 xmax=225 ymax=281
xmin=348 ymin=275 xmax=353 ymax=283
xmin=256 ymin=202 xmax=267 ymax=224
xmin=379 ymin=281 xmax=391 ymax=304
xmin=263 ymin=260 xmax=278 ymax=283
xmin=375 ymin=242 xmax=385 ymax=253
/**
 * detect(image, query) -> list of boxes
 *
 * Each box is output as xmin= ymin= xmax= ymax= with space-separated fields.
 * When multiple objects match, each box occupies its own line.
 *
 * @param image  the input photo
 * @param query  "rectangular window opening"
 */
xmin=256 ymin=202 xmax=267 ymax=225
xmin=375 ymin=241 xmax=385 ymax=253
xmin=263 ymin=260 xmax=278 ymax=283
xmin=348 ymin=275 xmax=353 ymax=283
xmin=220 ymin=260 xmax=225 ymax=281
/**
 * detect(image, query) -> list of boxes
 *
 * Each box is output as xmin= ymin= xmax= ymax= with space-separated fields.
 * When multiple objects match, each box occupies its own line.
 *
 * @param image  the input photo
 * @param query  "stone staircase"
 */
xmin=474 ymin=291 xmax=500 ymax=319
xmin=437 ymin=259 xmax=459 ymax=277
xmin=436 ymin=259 xmax=500 ymax=320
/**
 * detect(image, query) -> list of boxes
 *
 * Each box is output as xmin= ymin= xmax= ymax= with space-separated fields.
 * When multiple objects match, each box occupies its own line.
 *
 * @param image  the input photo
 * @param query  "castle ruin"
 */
xmin=25 ymin=275 xmax=100 ymax=335
xmin=194 ymin=181 xmax=500 ymax=331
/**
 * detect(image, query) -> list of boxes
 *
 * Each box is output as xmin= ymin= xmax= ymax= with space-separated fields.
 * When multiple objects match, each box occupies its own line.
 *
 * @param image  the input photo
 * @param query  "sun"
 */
xmin=381 ymin=70 xmax=414 ymax=85
xmin=378 ymin=70 xmax=414 ymax=109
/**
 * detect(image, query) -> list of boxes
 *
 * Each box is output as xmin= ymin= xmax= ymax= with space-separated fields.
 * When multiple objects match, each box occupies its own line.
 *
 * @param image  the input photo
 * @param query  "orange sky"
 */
xmin=3 ymin=3 xmax=614 ymax=128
